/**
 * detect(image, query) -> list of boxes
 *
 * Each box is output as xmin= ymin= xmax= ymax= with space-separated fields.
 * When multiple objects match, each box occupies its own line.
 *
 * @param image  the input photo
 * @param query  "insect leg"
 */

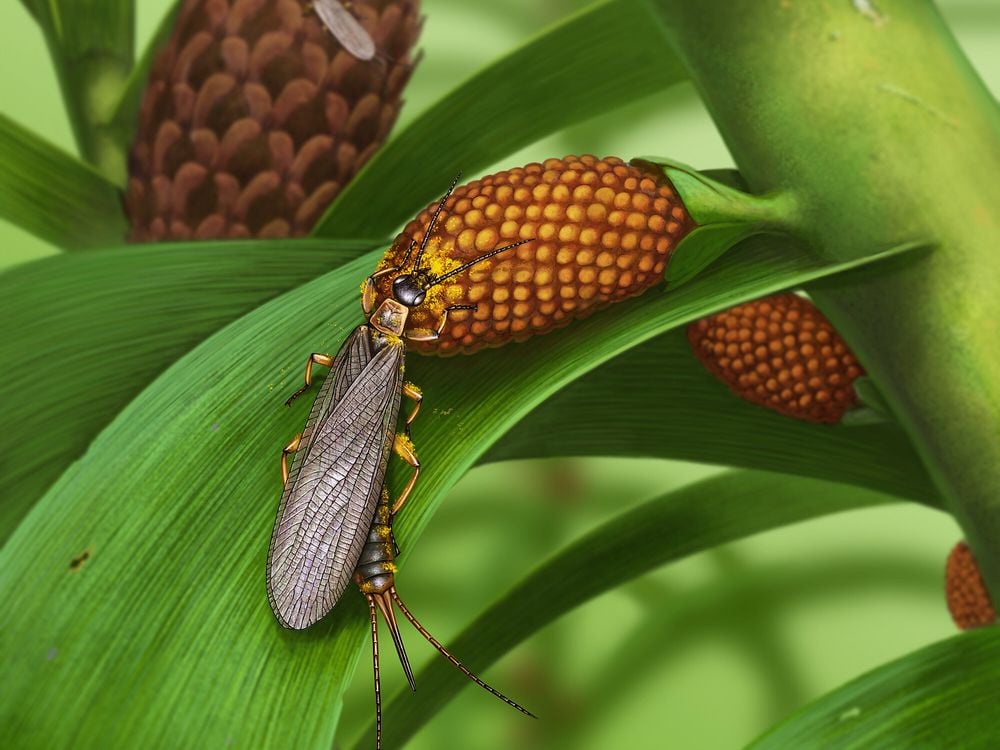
xmin=280 ymin=434 xmax=302 ymax=485
xmin=284 ymin=353 xmax=334 ymax=406
xmin=401 ymin=381 xmax=423 ymax=435
xmin=390 ymin=433 xmax=420 ymax=515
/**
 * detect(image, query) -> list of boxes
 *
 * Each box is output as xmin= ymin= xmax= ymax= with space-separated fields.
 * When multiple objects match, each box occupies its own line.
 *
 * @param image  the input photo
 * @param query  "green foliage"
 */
xmin=1 ymin=0 xmax=995 ymax=747
xmin=749 ymin=627 xmax=1000 ymax=749
xmin=0 ymin=238 xmax=374 ymax=539
xmin=0 ymin=113 xmax=126 ymax=249
xmin=0 ymin=235 xmax=914 ymax=748
xmin=363 ymin=469 xmax=900 ymax=748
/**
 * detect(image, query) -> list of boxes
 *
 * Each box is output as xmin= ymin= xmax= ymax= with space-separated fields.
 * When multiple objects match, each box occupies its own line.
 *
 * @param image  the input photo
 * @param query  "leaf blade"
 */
xmin=0 ymin=234 xmax=929 ymax=748
xmin=0 ymin=237 xmax=375 ymax=539
xmin=0 ymin=113 xmax=127 ymax=250
xmin=361 ymin=469 xmax=906 ymax=749
xmin=748 ymin=627 xmax=1000 ymax=749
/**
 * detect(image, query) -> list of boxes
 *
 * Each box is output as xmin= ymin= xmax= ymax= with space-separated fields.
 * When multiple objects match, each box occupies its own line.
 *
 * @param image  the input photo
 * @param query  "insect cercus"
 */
xmin=266 ymin=176 xmax=533 ymax=748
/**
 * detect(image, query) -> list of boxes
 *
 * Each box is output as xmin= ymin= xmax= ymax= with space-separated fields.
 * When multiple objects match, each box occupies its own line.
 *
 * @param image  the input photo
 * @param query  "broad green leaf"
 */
xmin=313 ymin=0 xmax=687 ymax=239
xmin=0 ymin=113 xmax=126 ymax=250
xmin=20 ymin=0 xmax=135 ymax=178
xmin=0 ymin=238 xmax=374 ymax=540
xmin=748 ymin=627 xmax=1000 ymax=749
xmin=490 ymin=330 xmax=938 ymax=506
xmin=0 ymin=234 xmax=925 ymax=748
xmin=359 ymin=470 xmax=911 ymax=749
xmin=108 ymin=0 xmax=182 ymax=151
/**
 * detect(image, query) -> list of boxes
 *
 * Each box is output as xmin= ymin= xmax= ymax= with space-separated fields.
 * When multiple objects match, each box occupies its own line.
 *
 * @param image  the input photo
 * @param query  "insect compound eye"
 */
xmin=392 ymin=275 xmax=426 ymax=307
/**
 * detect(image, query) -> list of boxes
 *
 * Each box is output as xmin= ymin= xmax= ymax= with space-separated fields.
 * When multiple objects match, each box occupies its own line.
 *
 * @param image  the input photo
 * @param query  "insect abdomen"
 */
xmin=374 ymin=156 xmax=694 ymax=355
xmin=353 ymin=489 xmax=396 ymax=595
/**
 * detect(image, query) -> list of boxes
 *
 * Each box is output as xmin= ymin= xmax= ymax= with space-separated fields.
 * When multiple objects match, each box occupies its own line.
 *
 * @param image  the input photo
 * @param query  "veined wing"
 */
xmin=314 ymin=0 xmax=376 ymax=61
xmin=267 ymin=337 xmax=403 ymax=629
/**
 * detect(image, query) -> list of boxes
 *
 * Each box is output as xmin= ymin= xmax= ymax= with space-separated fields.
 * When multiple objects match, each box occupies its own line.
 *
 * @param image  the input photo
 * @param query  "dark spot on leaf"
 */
xmin=69 ymin=548 xmax=92 ymax=572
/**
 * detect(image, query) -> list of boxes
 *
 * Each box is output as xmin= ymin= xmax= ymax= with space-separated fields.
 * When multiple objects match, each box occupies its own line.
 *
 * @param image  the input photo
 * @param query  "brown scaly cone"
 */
xmin=687 ymin=293 xmax=865 ymax=424
xmin=126 ymin=0 xmax=421 ymax=241
xmin=946 ymin=541 xmax=997 ymax=630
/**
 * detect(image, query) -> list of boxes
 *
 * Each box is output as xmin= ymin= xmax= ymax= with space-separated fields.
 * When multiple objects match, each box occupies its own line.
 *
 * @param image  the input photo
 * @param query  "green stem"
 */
xmin=646 ymin=0 xmax=1000 ymax=590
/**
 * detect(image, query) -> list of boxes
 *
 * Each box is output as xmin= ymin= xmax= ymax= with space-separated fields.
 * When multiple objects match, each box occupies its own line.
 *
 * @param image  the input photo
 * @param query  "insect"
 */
xmin=355 ymin=487 xmax=534 ymax=747
xmin=267 ymin=176 xmax=531 ymax=746
xmin=313 ymin=0 xmax=376 ymax=61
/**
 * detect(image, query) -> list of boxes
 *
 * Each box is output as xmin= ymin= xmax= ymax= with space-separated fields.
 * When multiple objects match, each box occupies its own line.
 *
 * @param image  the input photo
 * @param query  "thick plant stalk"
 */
xmin=648 ymin=0 xmax=1000 ymax=591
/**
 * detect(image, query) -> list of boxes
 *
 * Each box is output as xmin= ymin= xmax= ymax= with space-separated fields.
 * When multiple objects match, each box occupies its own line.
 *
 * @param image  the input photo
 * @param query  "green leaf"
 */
xmin=0 ymin=234 xmax=925 ymax=748
xmin=666 ymin=222 xmax=764 ymax=288
xmin=108 ymin=0 xmax=182 ymax=151
xmin=313 ymin=0 xmax=687 ymax=239
xmin=0 ymin=238 xmax=375 ymax=540
xmin=21 ymin=0 xmax=135 ymax=179
xmin=360 ymin=470 xmax=923 ymax=748
xmin=0 ymin=113 xmax=127 ymax=250
xmin=489 ymin=329 xmax=938 ymax=506
xmin=748 ymin=627 xmax=1000 ymax=749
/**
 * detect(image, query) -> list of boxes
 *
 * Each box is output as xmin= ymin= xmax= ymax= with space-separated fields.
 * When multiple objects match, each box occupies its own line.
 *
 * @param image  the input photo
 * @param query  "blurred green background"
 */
xmin=2 ymin=1 xmax=997 ymax=748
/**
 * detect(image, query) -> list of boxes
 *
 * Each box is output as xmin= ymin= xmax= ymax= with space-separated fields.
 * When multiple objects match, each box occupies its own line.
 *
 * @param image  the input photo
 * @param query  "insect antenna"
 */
xmin=426 ymin=239 xmax=531 ymax=289
xmin=411 ymin=173 xmax=462 ymax=272
xmin=389 ymin=588 xmax=537 ymax=718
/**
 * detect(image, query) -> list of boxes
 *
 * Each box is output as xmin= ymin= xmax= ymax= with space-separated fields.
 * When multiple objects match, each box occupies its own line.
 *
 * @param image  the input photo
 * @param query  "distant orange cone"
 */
xmin=945 ymin=542 xmax=996 ymax=630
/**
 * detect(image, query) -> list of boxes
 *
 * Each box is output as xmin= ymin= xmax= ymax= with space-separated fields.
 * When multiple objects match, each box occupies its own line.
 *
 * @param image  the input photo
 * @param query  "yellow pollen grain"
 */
xmin=504 ymin=204 xmax=523 ymax=221
xmin=500 ymin=220 xmax=519 ymax=238
xmin=579 ymin=285 xmax=598 ymax=300
xmin=519 ymin=223 xmax=537 ymax=240
xmin=613 ymin=192 xmax=631 ymax=209
xmin=559 ymin=285 xmax=575 ymax=299
xmin=514 ymin=285 xmax=531 ymax=301
xmin=559 ymin=224 xmax=580 ymax=242
xmin=544 ymin=203 xmax=566 ymax=221
xmin=492 ymin=265 xmax=511 ymax=284
xmin=578 ymin=267 xmax=597 ymax=284
xmin=535 ymin=267 xmax=553 ymax=285
xmin=537 ymin=286 xmax=555 ymax=302
xmin=476 ymin=228 xmax=499 ymax=251
xmin=558 ymin=268 xmax=575 ymax=284
xmin=602 ymin=230 xmax=619 ymax=249
xmin=514 ymin=267 xmax=533 ymax=283
xmin=493 ymin=288 xmax=509 ymax=303
xmin=626 ymin=212 xmax=647 ymax=230
xmin=496 ymin=185 xmax=513 ymax=203
xmin=599 ymin=268 xmax=617 ymax=285
xmin=525 ymin=204 xmax=542 ymax=220
xmin=513 ymin=187 xmax=531 ymax=203
xmin=532 ymin=183 xmax=551 ymax=201
xmin=595 ymin=187 xmax=615 ymax=205
xmin=444 ymin=215 xmax=463 ymax=233
xmin=485 ymin=203 xmax=502 ymax=221
xmin=621 ymin=232 xmax=638 ymax=251
xmin=457 ymin=228 xmax=476 ymax=252
xmin=552 ymin=184 xmax=571 ymax=202
xmin=454 ymin=198 xmax=471 ymax=213
xmin=513 ymin=302 xmax=531 ymax=318
xmin=648 ymin=214 xmax=666 ymax=233
xmin=566 ymin=204 xmax=585 ymax=222
xmin=616 ymin=252 xmax=635 ymax=269
xmin=493 ymin=304 xmax=510 ymax=320
xmin=573 ymin=185 xmax=593 ymax=201
xmin=580 ymin=228 xmax=599 ymax=246
xmin=467 ymin=284 xmax=487 ymax=302
xmin=587 ymin=203 xmax=608 ymax=223
xmin=577 ymin=248 xmax=595 ymax=265
xmin=535 ymin=243 xmax=553 ymax=263
xmin=472 ymin=195 xmax=488 ymax=209
xmin=608 ymin=210 xmax=626 ymax=227
xmin=538 ymin=223 xmax=557 ymax=241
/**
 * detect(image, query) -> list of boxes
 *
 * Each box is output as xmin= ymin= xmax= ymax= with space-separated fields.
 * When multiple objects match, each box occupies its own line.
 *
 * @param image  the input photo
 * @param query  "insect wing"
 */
xmin=314 ymin=0 xmax=377 ymax=61
xmin=267 ymin=335 xmax=403 ymax=629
